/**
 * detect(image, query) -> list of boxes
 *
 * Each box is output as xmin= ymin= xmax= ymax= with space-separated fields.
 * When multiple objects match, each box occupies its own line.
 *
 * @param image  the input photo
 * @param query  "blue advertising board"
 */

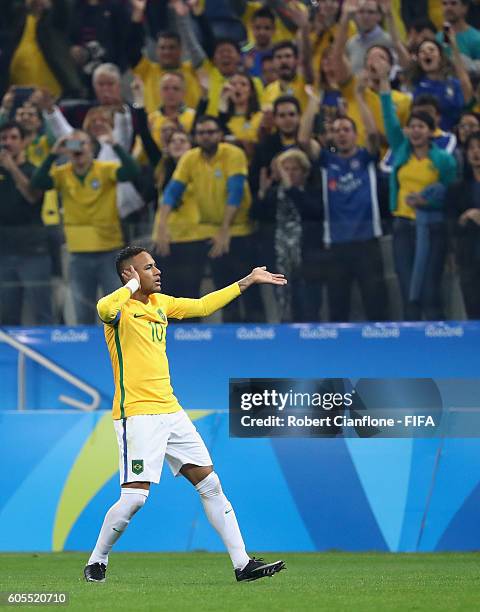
xmin=1 ymin=322 xmax=479 ymax=553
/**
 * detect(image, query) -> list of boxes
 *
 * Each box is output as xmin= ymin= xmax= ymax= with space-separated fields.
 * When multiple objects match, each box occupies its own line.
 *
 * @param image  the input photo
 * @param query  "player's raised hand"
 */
xmin=238 ymin=266 xmax=287 ymax=292
xmin=122 ymin=265 xmax=141 ymax=286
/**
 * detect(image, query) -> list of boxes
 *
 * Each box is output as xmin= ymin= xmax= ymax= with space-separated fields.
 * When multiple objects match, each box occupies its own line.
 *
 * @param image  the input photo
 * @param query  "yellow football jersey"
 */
xmin=50 ymin=160 xmax=123 ymax=252
xmin=227 ymin=111 xmax=263 ymax=143
xmin=262 ymin=74 xmax=307 ymax=111
xmin=171 ymin=142 xmax=252 ymax=237
xmin=98 ymin=283 xmax=241 ymax=419
xmin=396 ymin=156 xmax=440 ymax=220
xmin=153 ymin=182 xmax=207 ymax=243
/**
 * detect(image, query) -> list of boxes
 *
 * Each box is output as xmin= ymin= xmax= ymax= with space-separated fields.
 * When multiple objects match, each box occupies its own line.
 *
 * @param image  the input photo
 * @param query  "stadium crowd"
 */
xmin=1 ymin=0 xmax=480 ymax=325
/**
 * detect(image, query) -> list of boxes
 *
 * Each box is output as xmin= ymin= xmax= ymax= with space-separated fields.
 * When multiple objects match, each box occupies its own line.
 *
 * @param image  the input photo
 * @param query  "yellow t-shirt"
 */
xmin=9 ymin=15 xmax=61 ymax=96
xmin=153 ymin=184 xmax=202 ymax=243
xmin=227 ymin=111 xmax=263 ymax=143
xmin=341 ymin=78 xmax=412 ymax=150
xmin=396 ymin=156 xmax=440 ymax=220
xmin=242 ymin=1 xmax=308 ymax=44
xmin=98 ymin=283 xmax=241 ymax=419
xmin=133 ymin=57 xmax=201 ymax=114
xmin=51 ymin=161 xmax=123 ymax=252
xmin=171 ymin=142 xmax=252 ymax=237
xmin=262 ymin=74 xmax=307 ymax=111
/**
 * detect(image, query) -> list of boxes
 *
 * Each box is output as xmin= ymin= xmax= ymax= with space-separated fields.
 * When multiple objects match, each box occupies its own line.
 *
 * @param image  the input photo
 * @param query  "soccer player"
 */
xmin=84 ymin=246 xmax=287 ymax=583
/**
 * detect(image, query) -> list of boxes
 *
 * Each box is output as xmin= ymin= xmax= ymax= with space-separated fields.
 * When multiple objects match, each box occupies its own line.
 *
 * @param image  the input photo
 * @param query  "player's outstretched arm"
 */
xmin=97 ymin=266 xmax=140 ymax=325
xmin=166 ymin=267 xmax=287 ymax=319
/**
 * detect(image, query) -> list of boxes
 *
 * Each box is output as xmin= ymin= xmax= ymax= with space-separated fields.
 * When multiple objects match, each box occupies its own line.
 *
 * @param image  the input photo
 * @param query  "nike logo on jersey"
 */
xmin=112 ymin=527 xmax=121 ymax=533
xmin=133 ymin=314 xmax=145 ymax=318
xmin=225 ymin=508 xmax=233 ymax=514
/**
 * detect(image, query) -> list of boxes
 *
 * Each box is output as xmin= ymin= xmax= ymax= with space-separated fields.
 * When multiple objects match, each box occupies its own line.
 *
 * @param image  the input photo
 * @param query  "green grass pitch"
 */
xmin=1 ymin=552 xmax=479 ymax=611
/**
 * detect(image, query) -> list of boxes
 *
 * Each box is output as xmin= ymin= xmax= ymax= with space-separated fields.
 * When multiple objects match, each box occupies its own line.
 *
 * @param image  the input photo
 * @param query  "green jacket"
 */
xmin=380 ymin=91 xmax=457 ymax=213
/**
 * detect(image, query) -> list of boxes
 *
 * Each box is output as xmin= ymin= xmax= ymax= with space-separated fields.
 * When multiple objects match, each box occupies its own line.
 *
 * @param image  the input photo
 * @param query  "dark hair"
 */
xmin=252 ymin=7 xmax=275 ymax=23
xmin=409 ymin=18 xmax=437 ymax=34
xmin=413 ymin=93 xmax=442 ymax=115
xmin=214 ymin=37 xmax=241 ymax=55
xmin=459 ymin=111 xmax=480 ymax=125
xmin=407 ymin=111 xmax=435 ymax=132
xmin=0 ymin=120 xmax=25 ymax=139
xmin=157 ymin=30 xmax=181 ymax=45
xmin=464 ymin=130 xmax=480 ymax=180
xmin=115 ymin=246 xmax=148 ymax=282
xmin=272 ymin=40 xmax=298 ymax=58
xmin=365 ymin=44 xmax=394 ymax=67
xmin=459 ymin=0 xmax=470 ymax=5
xmin=227 ymin=71 xmax=260 ymax=119
xmin=333 ymin=116 xmax=357 ymax=133
xmin=411 ymin=39 xmax=452 ymax=81
xmin=273 ymin=95 xmax=301 ymax=115
xmin=195 ymin=115 xmax=222 ymax=129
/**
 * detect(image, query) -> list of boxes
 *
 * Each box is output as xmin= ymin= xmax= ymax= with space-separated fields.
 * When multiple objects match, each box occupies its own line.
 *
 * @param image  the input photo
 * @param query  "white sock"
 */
xmin=195 ymin=472 xmax=250 ymax=570
xmin=87 ymin=488 xmax=149 ymax=566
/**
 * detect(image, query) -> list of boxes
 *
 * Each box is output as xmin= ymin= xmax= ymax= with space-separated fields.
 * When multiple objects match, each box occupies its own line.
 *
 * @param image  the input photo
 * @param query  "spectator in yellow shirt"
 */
xmin=150 ymin=130 xmax=207 ymax=300
xmin=232 ymin=0 xmax=309 ymax=45
xmin=262 ymin=41 xmax=308 ymax=111
xmin=159 ymin=116 xmax=262 ymax=321
xmin=170 ymin=1 xmax=264 ymax=117
xmin=31 ymin=130 xmax=140 ymax=324
xmin=127 ymin=0 xmax=201 ymax=113
xmin=133 ymin=73 xmax=196 ymax=161
xmin=213 ymin=72 xmax=264 ymax=159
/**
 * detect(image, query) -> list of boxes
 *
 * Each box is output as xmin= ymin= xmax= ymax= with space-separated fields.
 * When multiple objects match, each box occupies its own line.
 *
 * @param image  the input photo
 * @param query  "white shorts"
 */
xmin=113 ymin=410 xmax=213 ymax=484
